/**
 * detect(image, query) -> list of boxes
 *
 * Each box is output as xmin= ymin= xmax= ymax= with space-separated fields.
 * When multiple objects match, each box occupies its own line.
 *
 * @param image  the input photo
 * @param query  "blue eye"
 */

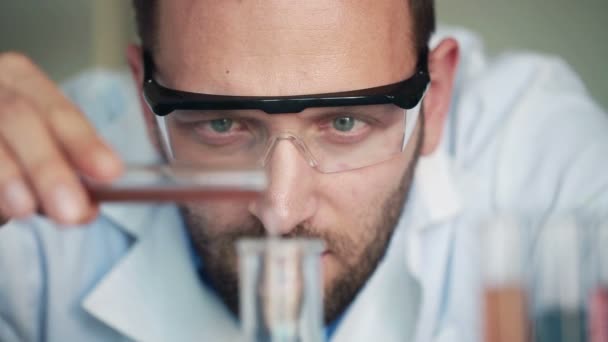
xmin=332 ymin=116 xmax=356 ymax=132
xmin=210 ymin=118 xmax=233 ymax=133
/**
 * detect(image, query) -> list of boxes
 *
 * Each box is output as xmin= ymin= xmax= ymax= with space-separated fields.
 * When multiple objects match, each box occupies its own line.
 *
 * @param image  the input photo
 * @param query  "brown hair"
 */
xmin=133 ymin=0 xmax=435 ymax=53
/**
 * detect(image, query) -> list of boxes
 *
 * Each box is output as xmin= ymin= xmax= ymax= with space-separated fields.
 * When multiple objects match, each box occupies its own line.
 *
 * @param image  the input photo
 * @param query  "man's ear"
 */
xmin=126 ymin=44 xmax=164 ymax=155
xmin=420 ymin=38 xmax=460 ymax=156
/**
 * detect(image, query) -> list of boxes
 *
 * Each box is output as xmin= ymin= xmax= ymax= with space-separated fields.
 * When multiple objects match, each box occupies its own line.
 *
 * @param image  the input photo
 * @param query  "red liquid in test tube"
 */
xmin=482 ymin=217 xmax=530 ymax=342
xmin=590 ymin=288 xmax=608 ymax=342
xmin=84 ymin=166 xmax=266 ymax=203
xmin=484 ymin=287 xmax=530 ymax=342
xmin=89 ymin=186 xmax=261 ymax=202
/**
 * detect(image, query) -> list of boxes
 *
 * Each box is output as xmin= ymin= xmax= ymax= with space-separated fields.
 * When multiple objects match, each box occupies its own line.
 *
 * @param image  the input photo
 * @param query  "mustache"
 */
xmin=185 ymin=210 xmax=354 ymax=265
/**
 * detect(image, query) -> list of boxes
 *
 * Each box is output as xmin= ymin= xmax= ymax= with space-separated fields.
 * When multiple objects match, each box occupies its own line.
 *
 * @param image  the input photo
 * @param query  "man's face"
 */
xmin=149 ymin=0 xmax=422 ymax=323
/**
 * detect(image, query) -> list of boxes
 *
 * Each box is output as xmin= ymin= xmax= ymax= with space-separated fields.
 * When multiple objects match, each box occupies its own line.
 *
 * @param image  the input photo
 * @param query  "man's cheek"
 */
xmin=322 ymin=255 xmax=343 ymax=290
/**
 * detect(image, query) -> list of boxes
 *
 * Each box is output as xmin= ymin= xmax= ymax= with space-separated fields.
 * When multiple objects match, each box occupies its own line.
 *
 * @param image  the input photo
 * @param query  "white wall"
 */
xmin=0 ymin=0 xmax=131 ymax=81
xmin=436 ymin=0 xmax=608 ymax=109
xmin=0 ymin=0 xmax=94 ymax=81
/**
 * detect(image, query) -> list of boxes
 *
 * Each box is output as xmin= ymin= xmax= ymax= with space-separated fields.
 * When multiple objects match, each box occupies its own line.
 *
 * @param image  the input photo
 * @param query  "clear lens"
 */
xmin=159 ymin=104 xmax=417 ymax=173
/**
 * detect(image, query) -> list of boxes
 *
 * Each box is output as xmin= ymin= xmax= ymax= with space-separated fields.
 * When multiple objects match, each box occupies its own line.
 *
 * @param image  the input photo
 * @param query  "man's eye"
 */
xmin=209 ymin=118 xmax=234 ymax=133
xmin=332 ymin=116 xmax=356 ymax=132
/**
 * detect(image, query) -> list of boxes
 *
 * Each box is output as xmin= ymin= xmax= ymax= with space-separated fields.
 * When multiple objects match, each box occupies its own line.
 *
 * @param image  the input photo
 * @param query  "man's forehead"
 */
xmin=155 ymin=0 xmax=416 ymax=96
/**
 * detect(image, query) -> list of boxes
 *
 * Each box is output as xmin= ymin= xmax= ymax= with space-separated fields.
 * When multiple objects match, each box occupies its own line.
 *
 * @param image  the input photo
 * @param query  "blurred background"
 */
xmin=0 ymin=0 xmax=606 ymax=109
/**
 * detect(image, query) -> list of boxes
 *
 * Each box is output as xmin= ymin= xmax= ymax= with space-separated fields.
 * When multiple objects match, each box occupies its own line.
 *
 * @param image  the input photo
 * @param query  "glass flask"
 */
xmin=238 ymin=238 xmax=325 ymax=342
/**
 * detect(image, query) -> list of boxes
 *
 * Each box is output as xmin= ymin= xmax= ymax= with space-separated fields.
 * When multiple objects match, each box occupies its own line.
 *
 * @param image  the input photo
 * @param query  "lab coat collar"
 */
xmin=412 ymin=148 xmax=463 ymax=229
xmin=82 ymin=204 xmax=241 ymax=341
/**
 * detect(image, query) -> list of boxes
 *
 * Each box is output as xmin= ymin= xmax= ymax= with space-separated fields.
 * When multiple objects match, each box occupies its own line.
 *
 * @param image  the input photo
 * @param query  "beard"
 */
xmin=182 ymin=126 xmax=423 ymax=325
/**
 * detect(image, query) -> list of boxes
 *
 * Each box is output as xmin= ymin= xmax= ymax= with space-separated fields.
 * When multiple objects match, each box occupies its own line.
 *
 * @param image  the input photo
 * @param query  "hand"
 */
xmin=0 ymin=52 xmax=123 ymax=226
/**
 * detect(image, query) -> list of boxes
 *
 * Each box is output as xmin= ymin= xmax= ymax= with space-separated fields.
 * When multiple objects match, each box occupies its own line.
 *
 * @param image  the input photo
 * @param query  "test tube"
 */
xmin=85 ymin=164 xmax=266 ymax=202
xmin=589 ymin=221 xmax=608 ymax=342
xmin=590 ymin=288 xmax=608 ymax=342
xmin=482 ymin=216 xmax=530 ymax=342
xmin=533 ymin=216 xmax=587 ymax=342
xmin=238 ymin=238 xmax=324 ymax=342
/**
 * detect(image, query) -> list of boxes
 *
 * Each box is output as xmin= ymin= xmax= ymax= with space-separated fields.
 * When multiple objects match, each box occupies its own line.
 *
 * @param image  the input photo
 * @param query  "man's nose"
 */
xmin=249 ymin=139 xmax=318 ymax=235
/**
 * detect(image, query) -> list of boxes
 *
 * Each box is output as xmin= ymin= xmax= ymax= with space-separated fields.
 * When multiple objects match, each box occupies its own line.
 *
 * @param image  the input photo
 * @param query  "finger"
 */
xmin=0 ymin=53 xmax=123 ymax=182
xmin=57 ymin=204 xmax=100 ymax=228
xmin=78 ymin=203 xmax=101 ymax=226
xmin=46 ymin=106 xmax=123 ymax=182
xmin=0 ymin=138 xmax=36 ymax=220
xmin=0 ymin=99 xmax=92 ymax=224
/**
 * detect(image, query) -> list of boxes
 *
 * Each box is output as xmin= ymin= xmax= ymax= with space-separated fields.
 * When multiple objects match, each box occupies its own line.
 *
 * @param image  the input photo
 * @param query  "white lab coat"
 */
xmin=0 ymin=27 xmax=607 ymax=342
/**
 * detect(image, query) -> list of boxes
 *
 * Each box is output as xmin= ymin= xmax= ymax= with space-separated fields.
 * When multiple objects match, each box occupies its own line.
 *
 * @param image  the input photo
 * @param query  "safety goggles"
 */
xmin=142 ymin=50 xmax=430 ymax=173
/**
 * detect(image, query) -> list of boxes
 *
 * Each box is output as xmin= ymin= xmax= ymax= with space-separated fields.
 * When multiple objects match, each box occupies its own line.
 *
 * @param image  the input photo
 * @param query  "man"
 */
xmin=0 ymin=1 xmax=606 ymax=341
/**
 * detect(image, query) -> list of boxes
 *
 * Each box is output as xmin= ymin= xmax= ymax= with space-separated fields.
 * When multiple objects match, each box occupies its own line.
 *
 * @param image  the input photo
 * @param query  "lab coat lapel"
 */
xmin=410 ymin=221 xmax=455 ymax=342
xmin=410 ymin=150 xmax=462 ymax=342
xmin=75 ymin=72 xmax=241 ymax=340
xmin=82 ymin=204 xmax=241 ymax=342
xmin=331 ymin=149 xmax=462 ymax=342
xmin=331 ymin=222 xmax=423 ymax=342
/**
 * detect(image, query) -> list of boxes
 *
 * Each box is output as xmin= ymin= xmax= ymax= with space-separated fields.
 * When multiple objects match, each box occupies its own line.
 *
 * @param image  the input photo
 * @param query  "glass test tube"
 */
xmin=238 ymin=238 xmax=325 ymax=342
xmin=533 ymin=216 xmax=587 ymax=342
xmin=482 ymin=216 xmax=530 ymax=342
xmin=589 ymin=221 xmax=608 ymax=342
xmin=85 ymin=164 xmax=267 ymax=202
